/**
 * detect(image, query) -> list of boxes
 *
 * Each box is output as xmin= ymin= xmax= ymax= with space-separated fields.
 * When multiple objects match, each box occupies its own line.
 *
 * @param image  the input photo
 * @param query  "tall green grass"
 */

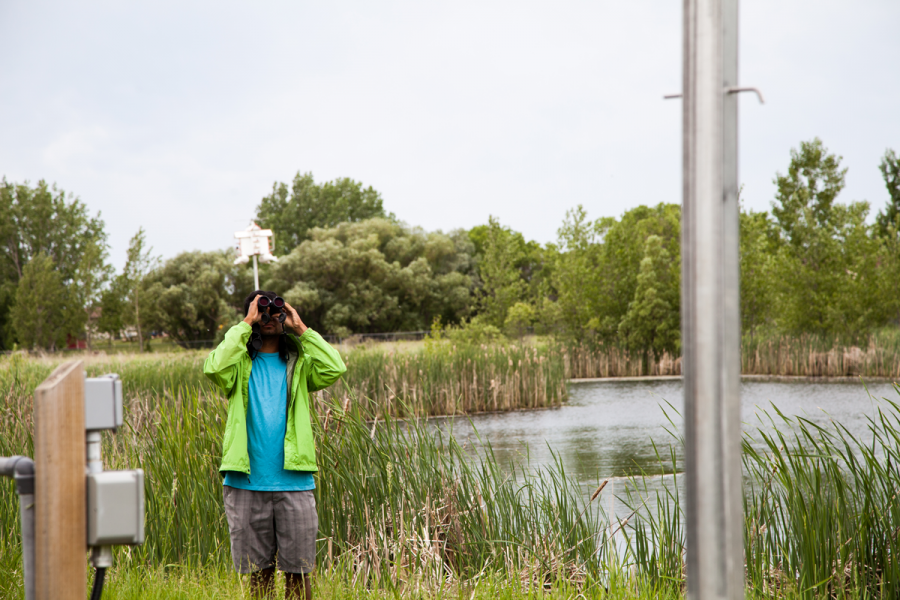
xmin=0 ymin=340 xmax=569 ymax=422
xmin=741 ymin=398 xmax=900 ymax=598
xmin=5 ymin=565 xmax=677 ymax=600
xmin=0 ymin=351 xmax=212 ymax=399
xmin=0 ymin=381 xmax=612 ymax=597
xmin=4 ymin=352 xmax=900 ymax=598
xmin=333 ymin=341 xmax=568 ymax=417
xmin=620 ymin=393 xmax=900 ymax=599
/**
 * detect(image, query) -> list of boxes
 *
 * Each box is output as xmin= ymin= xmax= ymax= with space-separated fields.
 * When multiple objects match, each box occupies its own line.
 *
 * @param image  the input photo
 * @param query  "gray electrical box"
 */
xmin=85 ymin=374 xmax=123 ymax=431
xmin=87 ymin=469 xmax=145 ymax=545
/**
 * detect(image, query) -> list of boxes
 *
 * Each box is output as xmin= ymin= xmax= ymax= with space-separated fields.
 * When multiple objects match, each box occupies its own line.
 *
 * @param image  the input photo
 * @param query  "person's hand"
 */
xmin=243 ymin=295 xmax=262 ymax=326
xmin=282 ymin=302 xmax=307 ymax=336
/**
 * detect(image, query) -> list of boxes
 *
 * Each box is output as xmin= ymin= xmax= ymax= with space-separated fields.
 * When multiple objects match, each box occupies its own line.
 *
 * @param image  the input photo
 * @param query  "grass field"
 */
xmin=2 ymin=345 xmax=900 ymax=598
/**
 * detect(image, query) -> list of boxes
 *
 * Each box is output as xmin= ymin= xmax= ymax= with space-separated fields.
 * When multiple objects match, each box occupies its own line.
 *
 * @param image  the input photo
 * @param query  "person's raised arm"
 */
xmin=283 ymin=302 xmax=346 ymax=392
xmin=203 ymin=297 xmax=260 ymax=393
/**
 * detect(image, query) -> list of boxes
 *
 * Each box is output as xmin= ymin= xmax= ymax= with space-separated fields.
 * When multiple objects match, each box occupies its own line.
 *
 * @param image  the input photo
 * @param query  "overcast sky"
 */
xmin=1 ymin=1 xmax=898 ymax=270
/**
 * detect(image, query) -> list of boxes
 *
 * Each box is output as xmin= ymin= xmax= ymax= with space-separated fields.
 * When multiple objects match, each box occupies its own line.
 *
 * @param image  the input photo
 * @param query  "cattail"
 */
xmin=590 ymin=480 xmax=609 ymax=502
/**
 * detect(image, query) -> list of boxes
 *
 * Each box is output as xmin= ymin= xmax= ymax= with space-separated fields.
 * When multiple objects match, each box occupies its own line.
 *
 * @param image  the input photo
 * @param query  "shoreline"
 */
xmin=569 ymin=374 xmax=900 ymax=384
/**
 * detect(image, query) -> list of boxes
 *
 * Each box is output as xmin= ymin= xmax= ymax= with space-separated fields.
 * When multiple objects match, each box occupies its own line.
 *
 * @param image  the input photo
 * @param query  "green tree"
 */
xmin=875 ymin=148 xmax=900 ymax=238
xmin=144 ymin=250 xmax=242 ymax=348
xmin=0 ymin=285 xmax=14 ymax=351
xmin=97 ymin=286 xmax=126 ymax=344
xmin=617 ymin=235 xmax=680 ymax=358
xmin=771 ymin=138 xmax=847 ymax=245
xmin=770 ymin=139 xmax=881 ymax=337
xmin=871 ymin=149 xmax=900 ymax=325
xmin=256 ymin=172 xmax=389 ymax=253
xmin=739 ymin=206 xmax=777 ymax=335
xmin=478 ymin=217 xmax=529 ymax=328
xmin=504 ymin=301 xmax=536 ymax=338
xmin=12 ymin=253 xmax=84 ymax=350
xmin=72 ymin=239 xmax=113 ymax=350
xmin=265 ymin=218 xmax=475 ymax=336
xmin=0 ymin=179 xmax=107 ymax=348
xmin=875 ymin=221 xmax=900 ymax=325
xmin=468 ymin=222 xmax=546 ymax=299
xmin=550 ymin=206 xmax=607 ymax=340
xmin=121 ymin=228 xmax=159 ymax=352
xmin=551 ymin=204 xmax=681 ymax=344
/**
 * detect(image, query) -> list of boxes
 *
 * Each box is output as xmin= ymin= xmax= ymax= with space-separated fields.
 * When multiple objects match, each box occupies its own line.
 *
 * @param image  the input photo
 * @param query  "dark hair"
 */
xmin=243 ymin=289 xmax=291 ymax=362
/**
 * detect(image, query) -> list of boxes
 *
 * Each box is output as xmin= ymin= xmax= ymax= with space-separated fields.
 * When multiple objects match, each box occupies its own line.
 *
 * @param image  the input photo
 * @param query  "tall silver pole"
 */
xmin=681 ymin=0 xmax=743 ymax=598
xmin=252 ymin=255 xmax=260 ymax=291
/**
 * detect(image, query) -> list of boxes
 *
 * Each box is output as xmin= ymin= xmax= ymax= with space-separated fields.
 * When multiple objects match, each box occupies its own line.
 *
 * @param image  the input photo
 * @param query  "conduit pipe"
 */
xmin=0 ymin=455 xmax=35 ymax=600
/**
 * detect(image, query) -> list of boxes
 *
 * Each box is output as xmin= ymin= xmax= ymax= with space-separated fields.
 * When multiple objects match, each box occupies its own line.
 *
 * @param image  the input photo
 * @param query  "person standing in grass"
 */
xmin=204 ymin=290 xmax=346 ymax=600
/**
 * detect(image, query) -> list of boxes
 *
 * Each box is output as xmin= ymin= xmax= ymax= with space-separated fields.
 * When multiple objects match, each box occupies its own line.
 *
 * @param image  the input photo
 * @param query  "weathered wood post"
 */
xmin=33 ymin=361 xmax=86 ymax=600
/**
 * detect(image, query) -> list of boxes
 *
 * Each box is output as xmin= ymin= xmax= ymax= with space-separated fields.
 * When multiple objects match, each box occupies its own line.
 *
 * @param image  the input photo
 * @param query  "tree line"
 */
xmin=2 ymin=138 xmax=898 ymax=352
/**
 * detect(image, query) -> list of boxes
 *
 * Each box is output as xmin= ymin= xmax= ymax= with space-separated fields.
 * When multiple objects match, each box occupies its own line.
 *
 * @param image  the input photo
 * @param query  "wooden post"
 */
xmin=34 ymin=361 xmax=85 ymax=600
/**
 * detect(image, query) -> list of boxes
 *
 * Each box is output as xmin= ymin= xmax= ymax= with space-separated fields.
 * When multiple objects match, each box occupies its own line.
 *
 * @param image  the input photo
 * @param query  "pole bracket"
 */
xmin=663 ymin=86 xmax=765 ymax=104
xmin=724 ymin=86 xmax=765 ymax=103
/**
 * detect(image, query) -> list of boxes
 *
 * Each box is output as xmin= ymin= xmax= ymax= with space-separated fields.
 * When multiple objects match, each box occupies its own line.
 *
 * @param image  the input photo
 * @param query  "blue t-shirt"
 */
xmin=224 ymin=351 xmax=315 ymax=491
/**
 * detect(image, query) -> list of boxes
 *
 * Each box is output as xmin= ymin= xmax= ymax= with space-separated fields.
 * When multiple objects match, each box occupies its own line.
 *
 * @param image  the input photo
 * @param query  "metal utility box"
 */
xmin=86 ymin=470 xmax=145 ymax=546
xmin=85 ymin=374 xmax=123 ymax=431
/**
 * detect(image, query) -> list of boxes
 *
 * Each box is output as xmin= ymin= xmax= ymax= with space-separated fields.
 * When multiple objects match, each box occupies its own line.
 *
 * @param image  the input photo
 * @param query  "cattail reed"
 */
xmin=3 ymin=347 xmax=900 ymax=597
xmin=325 ymin=342 xmax=569 ymax=418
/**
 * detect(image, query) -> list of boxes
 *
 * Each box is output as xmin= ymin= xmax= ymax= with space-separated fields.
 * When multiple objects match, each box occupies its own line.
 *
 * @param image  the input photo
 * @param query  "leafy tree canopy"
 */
xmin=476 ymin=217 xmax=531 ymax=329
xmin=145 ymin=250 xmax=243 ymax=348
xmin=551 ymin=203 xmax=680 ymax=344
xmin=120 ymin=228 xmax=159 ymax=352
xmin=739 ymin=206 xmax=777 ymax=335
xmin=97 ymin=284 xmax=127 ymax=342
xmin=264 ymin=218 xmax=475 ymax=337
xmin=875 ymin=148 xmax=900 ymax=238
xmin=771 ymin=138 xmax=847 ymax=247
xmin=0 ymin=179 xmax=107 ymax=284
xmin=256 ymin=172 xmax=390 ymax=254
xmin=768 ymin=139 xmax=883 ymax=338
xmin=617 ymin=235 xmax=680 ymax=358
xmin=12 ymin=252 xmax=85 ymax=350
xmin=0 ymin=179 xmax=108 ymax=349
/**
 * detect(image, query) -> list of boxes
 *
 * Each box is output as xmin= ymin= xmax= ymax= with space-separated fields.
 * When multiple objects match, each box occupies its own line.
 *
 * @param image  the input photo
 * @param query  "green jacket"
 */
xmin=203 ymin=322 xmax=346 ymax=475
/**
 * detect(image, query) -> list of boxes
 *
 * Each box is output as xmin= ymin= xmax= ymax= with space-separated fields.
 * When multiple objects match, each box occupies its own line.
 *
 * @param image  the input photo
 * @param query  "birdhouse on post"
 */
xmin=234 ymin=222 xmax=278 ymax=290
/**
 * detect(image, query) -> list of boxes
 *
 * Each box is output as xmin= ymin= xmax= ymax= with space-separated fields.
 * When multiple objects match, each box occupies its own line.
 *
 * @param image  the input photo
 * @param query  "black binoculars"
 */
xmin=258 ymin=296 xmax=286 ymax=325
xmin=250 ymin=295 xmax=288 ymax=350
xmin=250 ymin=333 xmax=263 ymax=351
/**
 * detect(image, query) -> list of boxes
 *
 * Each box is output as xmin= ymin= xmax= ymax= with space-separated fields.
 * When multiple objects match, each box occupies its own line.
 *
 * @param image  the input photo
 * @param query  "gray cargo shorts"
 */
xmin=222 ymin=486 xmax=318 ymax=574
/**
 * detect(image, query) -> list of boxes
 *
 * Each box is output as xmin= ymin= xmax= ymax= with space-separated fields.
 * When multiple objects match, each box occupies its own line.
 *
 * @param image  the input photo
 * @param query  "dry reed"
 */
xmin=562 ymin=330 xmax=900 ymax=379
xmin=328 ymin=342 xmax=569 ymax=417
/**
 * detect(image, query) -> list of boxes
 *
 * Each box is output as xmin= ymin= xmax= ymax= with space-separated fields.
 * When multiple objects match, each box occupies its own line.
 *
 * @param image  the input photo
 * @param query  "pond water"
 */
xmin=435 ymin=378 xmax=900 ymax=512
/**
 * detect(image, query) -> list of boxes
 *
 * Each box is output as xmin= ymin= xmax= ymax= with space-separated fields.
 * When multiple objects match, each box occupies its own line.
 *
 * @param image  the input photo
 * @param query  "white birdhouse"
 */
xmin=234 ymin=222 xmax=278 ymax=289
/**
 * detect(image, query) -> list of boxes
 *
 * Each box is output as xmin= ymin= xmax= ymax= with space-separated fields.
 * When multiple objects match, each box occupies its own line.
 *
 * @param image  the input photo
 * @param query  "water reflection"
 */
xmin=435 ymin=378 xmax=899 ymax=493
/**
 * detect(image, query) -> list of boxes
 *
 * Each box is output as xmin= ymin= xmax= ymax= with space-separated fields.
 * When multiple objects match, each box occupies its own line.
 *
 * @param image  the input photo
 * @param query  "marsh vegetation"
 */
xmin=2 ymin=352 xmax=900 ymax=598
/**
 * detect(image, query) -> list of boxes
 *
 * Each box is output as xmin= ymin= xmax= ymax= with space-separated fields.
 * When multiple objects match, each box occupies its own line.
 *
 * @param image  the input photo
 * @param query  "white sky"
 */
xmin=1 ymin=1 xmax=898 ymax=270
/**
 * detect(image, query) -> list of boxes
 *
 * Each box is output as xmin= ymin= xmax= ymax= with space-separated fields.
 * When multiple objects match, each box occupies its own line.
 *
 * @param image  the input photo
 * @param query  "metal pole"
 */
xmin=681 ymin=0 xmax=743 ymax=598
xmin=721 ymin=1 xmax=745 ymax=597
xmin=20 ymin=488 xmax=34 ymax=600
xmin=252 ymin=255 xmax=259 ymax=290
xmin=1 ymin=455 xmax=36 ymax=600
